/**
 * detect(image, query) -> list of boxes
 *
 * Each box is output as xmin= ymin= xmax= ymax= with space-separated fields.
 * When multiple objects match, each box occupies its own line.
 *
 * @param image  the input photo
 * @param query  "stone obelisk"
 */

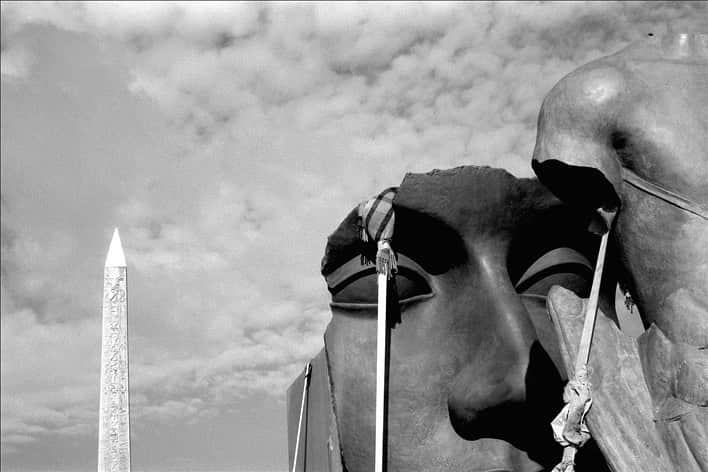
xmin=98 ymin=228 xmax=131 ymax=472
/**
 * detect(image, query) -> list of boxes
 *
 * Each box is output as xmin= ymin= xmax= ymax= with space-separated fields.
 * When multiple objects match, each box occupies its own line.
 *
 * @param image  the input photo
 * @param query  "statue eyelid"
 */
xmin=326 ymin=254 xmax=434 ymax=309
xmin=514 ymin=247 xmax=593 ymax=293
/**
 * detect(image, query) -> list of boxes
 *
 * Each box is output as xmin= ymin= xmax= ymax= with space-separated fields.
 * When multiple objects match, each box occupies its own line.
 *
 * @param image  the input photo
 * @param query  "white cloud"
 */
xmin=0 ymin=44 xmax=34 ymax=79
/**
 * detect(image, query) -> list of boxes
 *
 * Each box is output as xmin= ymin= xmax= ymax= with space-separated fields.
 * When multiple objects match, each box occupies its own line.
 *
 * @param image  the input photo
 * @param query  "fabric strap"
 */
xmin=358 ymin=188 xmax=397 ymax=243
xmin=623 ymin=168 xmax=708 ymax=221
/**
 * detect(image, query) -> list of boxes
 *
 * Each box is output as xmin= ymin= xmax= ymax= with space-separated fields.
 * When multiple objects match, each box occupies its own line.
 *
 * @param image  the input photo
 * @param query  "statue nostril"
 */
xmin=447 ymin=362 xmax=528 ymax=441
xmin=449 ymin=396 xmax=527 ymax=442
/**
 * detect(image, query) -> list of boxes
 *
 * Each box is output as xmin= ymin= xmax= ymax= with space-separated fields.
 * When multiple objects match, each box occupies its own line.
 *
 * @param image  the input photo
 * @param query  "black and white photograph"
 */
xmin=2 ymin=2 xmax=707 ymax=472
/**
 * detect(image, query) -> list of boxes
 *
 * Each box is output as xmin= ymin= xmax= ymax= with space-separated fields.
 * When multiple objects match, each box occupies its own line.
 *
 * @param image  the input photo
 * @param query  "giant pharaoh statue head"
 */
xmin=288 ymin=166 xmax=615 ymax=472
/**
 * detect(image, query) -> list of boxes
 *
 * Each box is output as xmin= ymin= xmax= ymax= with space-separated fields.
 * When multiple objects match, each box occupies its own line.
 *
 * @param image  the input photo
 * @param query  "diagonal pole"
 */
xmin=550 ymin=210 xmax=616 ymax=472
xmin=375 ymin=272 xmax=388 ymax=472
xmin=575 ymin=212 xmax=614 ymax=374
xmin=292 ymin=362 xmax=312 ymax=472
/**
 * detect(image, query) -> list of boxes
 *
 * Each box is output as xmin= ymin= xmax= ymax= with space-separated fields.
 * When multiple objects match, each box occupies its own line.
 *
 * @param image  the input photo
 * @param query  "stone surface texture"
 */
xmin=98 ymin=266 xmax=131 ymax=472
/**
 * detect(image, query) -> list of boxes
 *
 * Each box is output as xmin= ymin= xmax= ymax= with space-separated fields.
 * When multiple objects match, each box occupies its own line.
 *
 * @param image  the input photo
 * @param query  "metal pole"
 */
xmin=374 ymin=273 xmax=388 ymax=472
xmin=575 ymin=230 xmax=610 ymax=373
xmin=292 ymin=362 xmax=312 ymax=472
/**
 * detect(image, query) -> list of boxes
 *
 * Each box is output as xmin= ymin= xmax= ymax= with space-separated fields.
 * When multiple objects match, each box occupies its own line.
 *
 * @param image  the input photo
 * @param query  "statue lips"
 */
xmin=321 ymin=166 xmax=612 ymax=471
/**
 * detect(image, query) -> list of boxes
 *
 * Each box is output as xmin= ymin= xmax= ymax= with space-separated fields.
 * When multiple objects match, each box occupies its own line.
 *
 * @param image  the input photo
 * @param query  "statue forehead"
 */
xmin=395 ymin=166 xmax=554 ymax=234
xmin=321 ymin=166 xmax=556 ymax=276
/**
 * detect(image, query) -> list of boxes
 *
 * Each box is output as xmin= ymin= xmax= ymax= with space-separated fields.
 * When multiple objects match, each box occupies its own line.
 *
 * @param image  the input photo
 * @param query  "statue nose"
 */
xmin=447 ymin=252 xmax=536 ymax=432
xmin=448 ymin=350 xmax=527 ymax=440
xmin=447 ymin=254 xmax=564 ymax=463
xmin=447 ymin=340 xmax=563 ymax=441
xmin=447 ymin=340 xmax=564 ymax=467
xmin=447 ymin=315 xmax=531 ymax=444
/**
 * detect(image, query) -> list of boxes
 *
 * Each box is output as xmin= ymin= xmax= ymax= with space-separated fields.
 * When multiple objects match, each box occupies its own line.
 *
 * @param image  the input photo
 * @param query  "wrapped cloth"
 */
xmin=358 ymin=188 xmax=398 ymax=278
xmin=551 ymin=367 xmax=592 ymax=472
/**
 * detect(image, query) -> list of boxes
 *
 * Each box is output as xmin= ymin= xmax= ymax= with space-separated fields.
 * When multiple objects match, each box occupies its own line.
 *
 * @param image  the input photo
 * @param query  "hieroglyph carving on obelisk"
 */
xmin=98 ymin=228 xmax=131 ymax=472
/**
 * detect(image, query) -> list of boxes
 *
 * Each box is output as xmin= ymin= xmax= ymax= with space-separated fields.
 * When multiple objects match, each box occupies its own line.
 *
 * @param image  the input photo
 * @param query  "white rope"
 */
xmin=292 ymin=362 xmax=312 ymax=472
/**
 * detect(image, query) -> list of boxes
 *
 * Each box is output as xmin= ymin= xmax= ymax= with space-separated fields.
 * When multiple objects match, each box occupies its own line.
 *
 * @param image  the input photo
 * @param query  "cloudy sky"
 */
xmin=1 ymin=2 xmax=706 ymax=471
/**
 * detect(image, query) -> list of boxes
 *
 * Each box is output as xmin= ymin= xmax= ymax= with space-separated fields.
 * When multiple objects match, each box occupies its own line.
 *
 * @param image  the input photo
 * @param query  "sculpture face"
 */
xmin=532 ymin=33 xmax=708 ymax=347
xmin=321 ymin=167 xmax=612 ymax=471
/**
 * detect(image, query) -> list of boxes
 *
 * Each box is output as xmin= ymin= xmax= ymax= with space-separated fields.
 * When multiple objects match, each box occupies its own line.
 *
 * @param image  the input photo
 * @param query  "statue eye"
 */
xmin=326 ymin=254 xmax=434 ymax=308
xmin=514 ymin=247 xmax=593 ymax=297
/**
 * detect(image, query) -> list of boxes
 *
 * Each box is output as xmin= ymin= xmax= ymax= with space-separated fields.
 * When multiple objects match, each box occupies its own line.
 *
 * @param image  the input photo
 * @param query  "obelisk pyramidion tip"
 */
xmin=105 ymin=228 xmax=126 ymax=267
